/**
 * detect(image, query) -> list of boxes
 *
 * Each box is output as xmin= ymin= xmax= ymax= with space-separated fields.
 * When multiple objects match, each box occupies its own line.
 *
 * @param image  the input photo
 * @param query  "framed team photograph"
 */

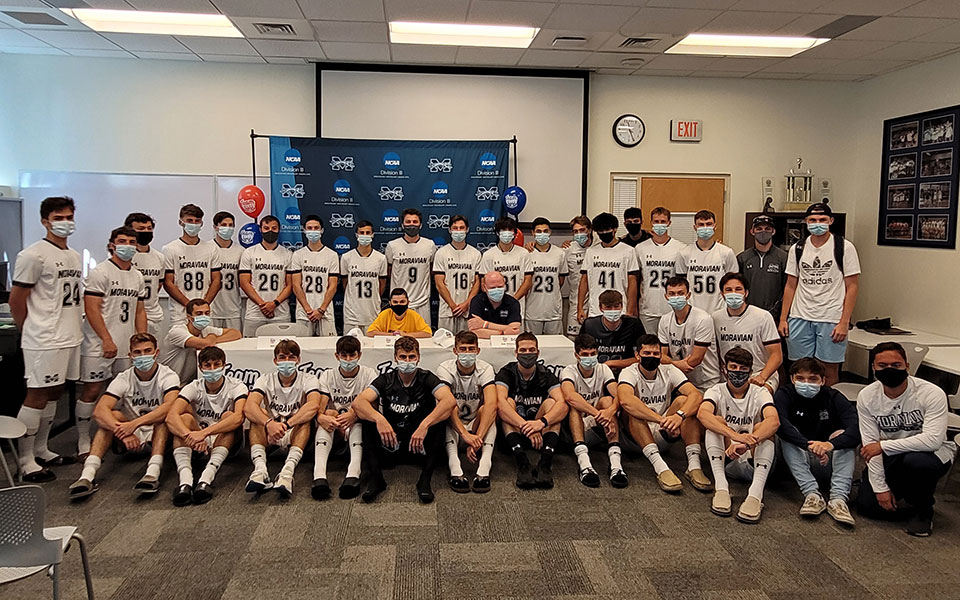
xmin=891 ymin=121 xmax=919 ymax=150
xmin=886 ymin=184 xmax=915 ymax=209
xmin=918 ymin=215 xmax=949 ymax=241
xmin=888 ymin=153 xmax=916 ymax=180
xmin=884 ymin=215 xmax=914 ymax=240
xmin=919 ymin=182 xmax=950 ymax=209
xmin=923 ymin=115 xmax=954 ymax=145
xmin=921 ymin=149 xmax=953 ymax=177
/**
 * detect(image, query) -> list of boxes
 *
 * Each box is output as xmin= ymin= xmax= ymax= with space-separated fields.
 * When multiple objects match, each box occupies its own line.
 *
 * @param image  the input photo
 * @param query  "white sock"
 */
xmin=34 ymin=400 xmax=59 ymax=461
xmin=477 ymin=425 xmax=496 ymax=478
xmin=313 ymin=427 xmax=333 ymax=480
xmin=75 ymin=401 xmax=95 ymax=455
xmin=642 ymin=443 xmax=669 ymax=475
xmin=280 ymin=446 xmax=303 ymax=478
xmin=685 ymin=443 xmax=703 ymax=472
xmin=80 ymin=455 xmax=101 ymax=482
xmin=608 ymin=443 xmax=623 ymax=472
xmin=200 ymin=446 xmax=229 ymax=485
xmin=705 ymin=431 xmax=729 ymax=492
xmin=574 ymin=443 xmax=592 ymax=470
xmin=16 ymin=405 xmax=42 ymax=473
xmin=445 ymin=426 xmax=463 ymax=477
xmin=146 ymin=454 xmax=163 ymax=479
xmin=748 ymin=440 xmax=775 ymax=501
xmin=174 ymin=447 xmax=193 ymax=486
xmin=250 ymin=444 xmax=268 ymax=476
xmin=346 ymin=424 xmax=363 ymax=479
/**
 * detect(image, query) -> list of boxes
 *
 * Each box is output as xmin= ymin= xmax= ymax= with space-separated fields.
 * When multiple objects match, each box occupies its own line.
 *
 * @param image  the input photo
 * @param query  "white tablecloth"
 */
xmin=219 ymin=335 xmax=575 ymax=389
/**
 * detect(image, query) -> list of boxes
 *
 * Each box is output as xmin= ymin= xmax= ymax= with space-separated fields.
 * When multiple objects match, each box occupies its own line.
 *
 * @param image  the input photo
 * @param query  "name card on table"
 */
xmin=256 ymin=336 xmax=288 ymax=350
xmin=372 ymin=336 xmax=397 ymax=348
xmin=490 ymin=335 xmax=517 ymax=348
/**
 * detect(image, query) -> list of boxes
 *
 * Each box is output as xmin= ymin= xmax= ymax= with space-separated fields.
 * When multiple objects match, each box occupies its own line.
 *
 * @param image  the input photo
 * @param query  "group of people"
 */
xmin=8 ymin=196 xmax=956 ymax=538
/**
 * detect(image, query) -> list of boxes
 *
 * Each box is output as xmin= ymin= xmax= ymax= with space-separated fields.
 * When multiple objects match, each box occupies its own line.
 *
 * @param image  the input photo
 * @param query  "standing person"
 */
xmin=737 ymin=215 xmax=787 ymax=321
xmin=291 ymin=215 xmax=340 ymax=336
xmin=385 ymin=208 xmax=436 ymax=326
xmin=563 ymin=216 xmax=592 ymax=338
xmin=636 ymin=207 xmax=686 ymax=334
xmin=340 ymin=220 xmax=387 ymax=333
xmin=479 ymin=216 xmax=532 ymax=312
xmin=126 ymin=212 xmax=166 ymax=336
xmin=366 ymin=288 xmax=432 ymax=338
xmin=208 ymin=211 xmax=244 ymax=331
xmin=856 ymin=342 xmax=956 ymax=537
xmin=675 ymin=210 xmax=737 ymax=313
xmin=160 ymin=299 xmax=241 ymax=383
xmin=238 ymin=215 xmax=293 ymax=337
xmin=658 ymin=276 xmax=722 ymax=391
xmin=620 ymin=206 xmax=652 ymax=247
xmin=780 ymin=204 xmax=860 ymax=387
xmin=525 ymin=217 xmax=568 ymax=335
xmin=76 ymin=226 xmax=148 ymax=458
xmin=577 ymin=212 xmax=639 ymax=322
xmin=11 ymin=197 xmax=83 ymax=481
xmin=162 ymin=203 xmax=222 ymax=325
xmin=467 ymin=272 xmax=523 ymax=339
xmin=712 ymin=273 xmax=782 ymax=394
xmin=433 ymin=215 xmax=481 ymax=334
xmin=578 ymin=290 xmax=643 ymax=376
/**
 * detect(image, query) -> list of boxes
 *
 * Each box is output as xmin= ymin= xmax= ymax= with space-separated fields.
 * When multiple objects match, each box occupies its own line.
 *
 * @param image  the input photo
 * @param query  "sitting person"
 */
xmin=468 ymin=271 xmax=522 ymax=339
xmin=774 ymin=357 xmax=859 ymax=526
xmin=366 ymin=288 xmax=432 ymax=338
xmin=856 ymin=342 xmax=956 ymax=537
xmin=578 ymin=289 xmax=643 ymax=376
xmin=160 ymin=298 xmax=241 ymax=383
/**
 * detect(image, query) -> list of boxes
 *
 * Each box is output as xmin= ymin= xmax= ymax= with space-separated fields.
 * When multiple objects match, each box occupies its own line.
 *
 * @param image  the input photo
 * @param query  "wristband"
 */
xmin=540 ymin=417 xmax=549 ymax=427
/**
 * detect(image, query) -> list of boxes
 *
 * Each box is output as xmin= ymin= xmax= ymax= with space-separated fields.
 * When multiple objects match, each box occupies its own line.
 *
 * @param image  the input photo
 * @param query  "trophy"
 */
xmin=784 ymin=157 xmax=814 ymax=210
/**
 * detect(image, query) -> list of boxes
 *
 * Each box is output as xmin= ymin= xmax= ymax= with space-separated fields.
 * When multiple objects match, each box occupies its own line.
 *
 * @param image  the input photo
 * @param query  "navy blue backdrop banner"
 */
xmin=269 ymin=137 xmax=510 ymax=252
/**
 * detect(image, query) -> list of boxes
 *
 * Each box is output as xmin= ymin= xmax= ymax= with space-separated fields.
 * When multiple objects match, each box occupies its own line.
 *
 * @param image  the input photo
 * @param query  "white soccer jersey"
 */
xmin=252 ymin=371 xmax=320 ymax=421
xmin=703 ymin=382 xmax=774 ymax=435
xmin=159 ymin=323 xmax=223 ymax=382
xmin=131 ymin=248 xmax=165 ymax=323
xmin=479 ymin=244 xmax=532 ymax=310
xmin=658 ymin=307 xmax=721 ymax=388
xmin=581 ymin=242 xmax=640 ymax=317
xmin=12 ymin=239 xmax=83 ymax=350
xmin=561 ymin=363 xmax=616 ymax=407
xmin=712 ymin=305 xmax=780 ymax=375
xmin=161 ymin=238 xmax=221 ymax=323
xmin=436 ymin=358 xmax=495 ymax=424
xmin=179 ymin=376 xmax=248 ymax=428
xmin=105 ymin=364 xmax=180 ymax=419
xmin=675 ymin=242 xmax=738 ymax=312
xmin=785 ymin=236 xmax=861 ymax=323
xmin=290 ymin=245 xmax=340 ymax=322
xmin=525 ymin=245 xmax=569 ymax=322
xmin=239 ymin=243 xmax=292 ymax=321
xmin=433 ymin=244 xmax=482 ymax=319
xmin=341 ymin=249 xmax=388 ymax=327
xmin=209 ymin=241 xmax=244 ymax=320
xmin=386 ymin=237 xmax=436 ymax=309
xmin=618 ymin=363 xmax=688 ymax=416
xmin=564 ymin=242 xmax=589 ymax=335
xmin=318 ymin=365 xmax=377 ymax=413
xmin=637 ymin=238 xmax=686 ymax=318
xmin=81 ymin=259 xmax=146 ymax=358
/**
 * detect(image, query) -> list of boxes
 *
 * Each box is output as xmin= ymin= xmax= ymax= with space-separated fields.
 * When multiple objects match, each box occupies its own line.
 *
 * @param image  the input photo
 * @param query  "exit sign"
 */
xmin=671 ymin=119 xmax=702 ymax=142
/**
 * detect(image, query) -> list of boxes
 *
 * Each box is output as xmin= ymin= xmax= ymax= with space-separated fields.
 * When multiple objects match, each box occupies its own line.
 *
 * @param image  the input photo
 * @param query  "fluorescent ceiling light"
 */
xmin=60 ymin=8 xmax=241 ymax=38
xmin=665 ymin=33 xmax=830 ymax=58
xmin=389 ymin=21 xmax=538 ymax=48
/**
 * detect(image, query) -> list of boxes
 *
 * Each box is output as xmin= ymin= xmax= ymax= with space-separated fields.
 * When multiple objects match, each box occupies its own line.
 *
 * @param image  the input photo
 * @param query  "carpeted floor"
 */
xmin=5 ymin=433 xmax=960 ymax=600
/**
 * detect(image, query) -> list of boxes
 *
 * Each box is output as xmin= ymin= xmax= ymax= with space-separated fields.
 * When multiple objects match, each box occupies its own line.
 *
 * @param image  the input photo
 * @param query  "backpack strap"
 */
xmin=795 ymin=233 xmax=845 ymax=275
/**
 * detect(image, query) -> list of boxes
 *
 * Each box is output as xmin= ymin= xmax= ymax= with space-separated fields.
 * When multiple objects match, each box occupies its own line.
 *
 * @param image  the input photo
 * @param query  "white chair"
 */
xmin=0 ymin=416 xmax=26 ymax=487
xmin=947 ymin=394 xmax=960 ymax=439
xmin=255 ymin=322 xmax=310 ymax=337
xmin=835 ymin=343 xmax=929 ymax=402
xmin=0 ymin=485 xmax=94 ymax=600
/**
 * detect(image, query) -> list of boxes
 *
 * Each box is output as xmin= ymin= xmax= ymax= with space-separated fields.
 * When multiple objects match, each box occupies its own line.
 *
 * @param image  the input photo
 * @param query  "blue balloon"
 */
xmin=238 ymin=223 xmax=262 ymax=248
xmin=502 ymin=186 xmax=526 ymax=215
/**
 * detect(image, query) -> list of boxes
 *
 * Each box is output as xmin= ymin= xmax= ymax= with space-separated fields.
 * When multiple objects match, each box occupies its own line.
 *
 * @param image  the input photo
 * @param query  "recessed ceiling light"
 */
xmin=60 ymin=8 xmax=242 ymax=38
xmin=389 ymin=21 xmax=539 ymax=48
xmin=665 ymin=33 xmax=830 ymax=58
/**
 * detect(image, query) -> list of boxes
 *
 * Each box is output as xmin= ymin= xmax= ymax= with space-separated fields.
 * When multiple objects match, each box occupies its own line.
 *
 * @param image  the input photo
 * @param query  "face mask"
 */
xmin=696 ymin=226 xmax=714 ymax=240
xmin=357 ymin=234 xmax=373 ymax=246
xmin=517 ymin=353 xmax=539 ymax=368
xmin=602 ymin=309 xmax=622 ymax=322
xmin=450 ymin=231 xmax=467 ymax=243
xmin=625 ymin=223 xmax=643 ymax=236
xmin=727 ymin=370 xmax=751 ymax=388
xmin=51 ymin=220 xmax=76 ymax=238
xmin=192 ymin=315 xmax=211 ymax=329
xmin=487 ymin=287 xmax=506 ymax=302
xmin=403 ymin=225 xmax=420 ymax=238
xmin=304 ymin=230 xmax=322 ymax=244
xmin=666 ymin=295 xmax=688 ymax=311
xmin=875 ymin=367 xmax=908 ymax=388
xmin=534 ymin=232 xmax=550 ymax=245
xmin=579 ymin=355 xmax=598 ymax=369
xmin=652 ymin=224 xmax=669 ymax=236
xmin=114 ymin=244 xmax=136 ymax=261
xmin=390 ymin=304 xmax=407 ymax=317
xmin=261 ymin=231 xmax=279 ymax=244
xmin=573 ymin=233 xmax=589 ymax=246
xmin=457 ymin=353 xmax=477 ymax=368
xmin=794 ymin=382 xmax=820 ymax=398
xmin=182 ymin=222 xmax=201 ymax=237
xmin=807 ymin=223 xmax=829 ymax=236
xmin=597 ymin=231 xmax=615 ymax=244
xmin=136 ymin=231 xmax=153 ymax=246
xmin=639 ymin=356 xmax=661 ymax=371
xmin=396 ymin=360 xmax=418 ymax=374
xmin=217 ymin=226 xmax=235 ymax=241
xmin=202 ymin=367 xmax=224 ymax=383
xmin=724 ymin=293 xmax=745 ymax=309
xmin=132 ymin=355 xmax=155 ymax=372
xmin=754 ymin=231 xmax=773 ymax=245
xmin=339 ymin=358 xmax=359 ymax=371
xmin=276 ymin=360 xmax=298 ymax=376
xmin=498 ymin=230 xmax=515 ymax=244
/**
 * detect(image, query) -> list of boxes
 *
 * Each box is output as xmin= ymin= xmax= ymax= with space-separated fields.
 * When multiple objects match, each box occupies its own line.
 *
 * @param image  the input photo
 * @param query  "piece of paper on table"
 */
xmin=490 ymin=335 xmax=517 ymax=348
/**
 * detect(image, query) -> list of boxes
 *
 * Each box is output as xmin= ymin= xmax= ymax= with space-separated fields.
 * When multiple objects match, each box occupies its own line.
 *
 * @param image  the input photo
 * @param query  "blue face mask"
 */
xmin=807 ymin=223 xmax=829 ymax=236
xmin=202 ymin=367 xmax=224 ymax=383
xmin=652 ymin=224 xmax=669 ymax=236
xmin=357 ymin=234 xmax=373 ymax=246
xmin=696 ymin=226 xmax=715 ymax=240
xmin=457 ymin=352 xmax=477 ymax=368
xmin=579 ymin=355 xmax=598 ymax=369
xmin=573 ymin=233 xmax=589 ymax=246
xmin=305 ymin=230 xmax=322 ymax=243
xmin=339 ymin=358 xmax=359 ymax=371
xmin=534 ymin=232 xmax=550 ymax=245
xmin=498 ymin=231 xmax=515 ymax=245
xmin=450 ymin=231 xmax=467 ymax=243
xmin=666 ymin=295 xmax=688 ymax=311
xmin=276 ymin=360 xmax=298 ymax=376
xmin=396 ymin=360 xmax=418 ymax=374
xmin=114 ymin=244 xmax=136 ymax=261
xmin=132 ymin=354 xmax=155 ymax=372
xmin=183 ymin=222 xmax=202 ymax=237
xmin=795 ymin=382 xmax=821 ymax=398
xmin=192 ymin=315 xmax=211 ymax=329
xmin=724 ymin=293 xmax=745 ymax=309
xmin=50 ymin=220 xmax=76 ymax=238
xmin=217 ymin=226 xmax=234 ymax=241
xmin=487 ymin=287 xmax=506 ymax=302
xmin=602 ymin=309 xmax=622 ymax=322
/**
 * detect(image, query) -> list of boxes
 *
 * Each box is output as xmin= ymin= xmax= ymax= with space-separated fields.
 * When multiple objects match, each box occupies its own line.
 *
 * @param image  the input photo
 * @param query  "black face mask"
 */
xmin=625 ymin=223 xmax=643 ymax=236
xmin=639 ymin=356 xmax=660 ymax=371
xmin=598 ymin=231 xmax=616 ymax=244
xmin=136 ymin=231 xmax=153 ymax=246
xmin=403 ymin=226 xmax=420 ymax=238
xmin=517 ymin=353 xmax=539 ymax=368
xmin=390 ymin=304 xmax=407 ymax=317
xmin=875 ymin=367 xmax=908 ymax=388
xmin=261 ymin=231 xmax=279 ymax=244
xmin=727 ymin=370 xmax=751 ymax=388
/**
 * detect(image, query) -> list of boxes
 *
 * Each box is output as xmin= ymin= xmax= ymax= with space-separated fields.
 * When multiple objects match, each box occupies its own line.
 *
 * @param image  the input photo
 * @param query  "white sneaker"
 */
xmin=799 ymin=493 xmax=827 ymax=517
xmin=274 ymin=473 xmax=294 ymax=498
xmin=245 ymin=470 xmax=273 ymax=494
xmin=827 ymin=498 xmax=855 ymax=526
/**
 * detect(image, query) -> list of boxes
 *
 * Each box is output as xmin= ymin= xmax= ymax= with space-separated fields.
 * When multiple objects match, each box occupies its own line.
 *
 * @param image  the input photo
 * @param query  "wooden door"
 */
xmin=640 ymin=177 xmax=726 ymax=242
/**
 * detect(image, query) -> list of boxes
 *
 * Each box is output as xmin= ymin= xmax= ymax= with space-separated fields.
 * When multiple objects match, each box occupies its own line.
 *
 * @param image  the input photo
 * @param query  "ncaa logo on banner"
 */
xmin=284 ymin=148 xmax=301 ymax=166
xmin=433 ymin=236 xmax=447 ymax=246
xmin=432 ymin=181 xmax=449 ymax=198
xmin=476 ymin=152 xmax=500 ymax=176
xmin=382 ymin=209 xmax=400 ymax=229
xmin=330 ymin=213 xmax=355 ymax=228
xmin=333 ymin=236 xmax=352 ymax=254
xmin=333 ymin=179 xmax=351 ymax=197
xmin=478 ymin=209 xmax=496 ymax=229
xmin=383 ymin=152 xmax=401 ymax=169
xmin=283 ymin=207 xmax=301 ymax=231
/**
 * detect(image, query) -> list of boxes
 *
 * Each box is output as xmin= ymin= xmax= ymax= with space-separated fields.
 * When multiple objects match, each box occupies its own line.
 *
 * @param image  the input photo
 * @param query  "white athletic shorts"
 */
xmin=296 ymin=318 xmax=337 ymax=337
xmin=79 ymin=356 xmax=130 ymax=383
xmin=24 ymin=346 xmax=80 ymax=388
xmin=213 ymin=317 xmax=242 ymax=331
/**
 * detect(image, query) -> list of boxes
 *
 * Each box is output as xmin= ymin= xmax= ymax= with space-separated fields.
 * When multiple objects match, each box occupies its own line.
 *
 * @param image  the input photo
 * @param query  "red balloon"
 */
xmin=513 ymin=228 xmax=524 ymax=247
xmin=238 ymin=185 xmax=266 ymax=219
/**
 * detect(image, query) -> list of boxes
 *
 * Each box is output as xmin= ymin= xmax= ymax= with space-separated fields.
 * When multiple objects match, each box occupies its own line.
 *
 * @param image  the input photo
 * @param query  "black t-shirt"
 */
xmin=469 ymin=293 xmax=522 ymax=325
xmin=369 ymin=368 xmax=445 ymax=431
xmin=495 ymin=362 xmax=560 ymax=419
xmin=579 ymin=315 xmax=645 ymax=372
xmin=620 ymin=231 xmax=652 ymax=247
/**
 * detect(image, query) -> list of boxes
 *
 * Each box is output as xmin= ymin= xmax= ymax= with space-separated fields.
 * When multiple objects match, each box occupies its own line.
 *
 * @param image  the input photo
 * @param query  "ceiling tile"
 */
xmin=0 ymin=0 xmax=51 ymax=7
xmin=229 ymin=18 xmax=316 ymax=40
xmin=745 ymin=71 xmax=806 ymax=79
xmin=467 ymin=1 xmax=555 ymax=26
xmin=0 ymin=28 xmax=50 ymax=47
xmin=775 ymin=13 xmax=843 ymax=36
xmin=814 ymin=0 xmax=929 ymax=16
xmin=822 ymin=58 xmax=911 ymax=74
xmin=732 ymin=0 xmax=829 ymax=10
xmin=211 ymin=0 xmax=305 ymax=18
xmin=579 ymin=50 xmax=648 ymax=67
xmin=556 ymin=0 xmax=645 ymax=5
xmin=175 ymin=35 xmax=258 ymax=55
xmin=0 ymin=7 xmax=88 ymax=30
xmin=518 ymin=48 xmax=591 ymax=67
xmin=455 ymin=46 xmax=524 ymax=65
xmin=695 ymin=56 xmax=783 ymax=71
xmin=250 ymin=39 xmax=325 ymax=58
xmin=544 ymin=4 xmax=640 ymax=31
xmin=388 ymin=43 xmax=458 ymax=63
xmin=805 ymin=72 xmax=866 ymax=80
xmin=385 ymin=0 xmax=471 ymax=23
xmin=529 ymin=29 xmax=614 ymax=51
xmin=840 ymin=17 xmax=952 ymax=41
xmin=199 ymin=53 xmax=267 ymax=62
xmin=102 ymin=33 xmax=188 ymax=53
xmin=647 ymin=0 xmax=738 ymax=8
xmin=691 ymin=70 xmax=747 ymax=77
xmin=75 ymin=0 xmax=131 ymax=7
xmin=23 ymin=29 xmax=119 ymax=50
xmin=311 ymin=20 xmax=387 ymax=43
xmin=0 ymin=46 xmax=66 ymax=55
xmin=621 ymin=8 xmax=723 ymax=35
xmin=131 ymin=50 xmax=202 ymax=60
xmin=860 ymin=41 xmax=958 ymax=61
xmin=598 ymin=33 xmax=681 ymax=53
xmin=66 ymin=48 xmax=134 ymax=58
xmin=759 ymin=56 xmax=844 ymax=72
xmin=0 ymin=21 xmax=9 ymax=29
xmin=264 ymin=55 xmax=309 ymax=63
xmin=798 ymin=39 xmax=894 ymax=59
xmin=593 ymin=67 xmax=637 ymax=75
xmin=698 ymin=10 xmax=802 ymax=34
xmin=636 ymin=68 xmax=695 ymax=77
xmin=641 ymin=53 xmax=722 ymax=70
xmin=320 ymin=41 xmax=390 ymax=61
xmin=896 ymin=0 xmax=960 ymax=18
xmin=298 ymin=0 xmax=385 ymax=21
xmin=125 ymin=0 xmax=221 ymax=13
xmin=915 ymin=22 xmax=960 ymax=43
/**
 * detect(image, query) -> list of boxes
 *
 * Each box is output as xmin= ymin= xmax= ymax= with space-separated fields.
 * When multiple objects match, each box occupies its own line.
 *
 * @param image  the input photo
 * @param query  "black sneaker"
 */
xmin=471 ymin=476 xmax=491 ymax=494
xmin=339 ymin=477 xmax=361 ymax=499
xmin=578 ymin=467 xmax=600 ymax=488
xmin=515 ymin=463 xmax=536 ymax=489
xmin=535 ymin=460 xmax=554 ymax=489
xmin=172 ymin=484 xmax=193 ymax=507
xmin=362 ymin=476 xmax=387 ymax=503
xmin=192 ymin=482 xmax=213 ymax=505
xmin=906 ymin=513 xmax=933 ymax=537
xmin=311 ymin=478 xmax=331 ymax=501
xmin=448 ymin=476 xmax=470 ymax=493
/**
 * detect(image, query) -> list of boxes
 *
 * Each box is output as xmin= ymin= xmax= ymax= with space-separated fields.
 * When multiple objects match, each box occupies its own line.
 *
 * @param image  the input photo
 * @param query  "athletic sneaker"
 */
xmin=906 ymin=514 xmax=933 ymax=537
xmin=656 ymin=469 xmax=683 ymax=493
xmin=684 ymin=469 xmax=713 ymax=492
xmin=578 ymin=467 xmax=601 ymax=488
xmin=711 ymin=489 xmax=732 ymax=517
xmin=800 ymin=493 xmax=827 ymax=517
xmin=68 ymin=478 xmax=98 ymax=500
xmin=609 ymin=468 xmax=628 ymax=489
xmin=274 ymin=474 xmax=293 ymax=498
xmin=827 ymin=498 xmax=855 ymax=526
xmin=535 ymin=458 xmax=554 ymax=489
xmin=245 ymin=470 xmax=273 ymax=494
xmin=737 ymin=495 xmax=763 ymax=524
xmin=134 ymin=474 xmax=160 ymax=495
xmin=515 ymin=463 xmax=536 ymax=489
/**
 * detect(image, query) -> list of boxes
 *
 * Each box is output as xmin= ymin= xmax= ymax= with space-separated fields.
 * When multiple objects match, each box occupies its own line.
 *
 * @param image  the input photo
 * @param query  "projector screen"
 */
xmin=319 ymin=68 xmax=586 ymax=223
